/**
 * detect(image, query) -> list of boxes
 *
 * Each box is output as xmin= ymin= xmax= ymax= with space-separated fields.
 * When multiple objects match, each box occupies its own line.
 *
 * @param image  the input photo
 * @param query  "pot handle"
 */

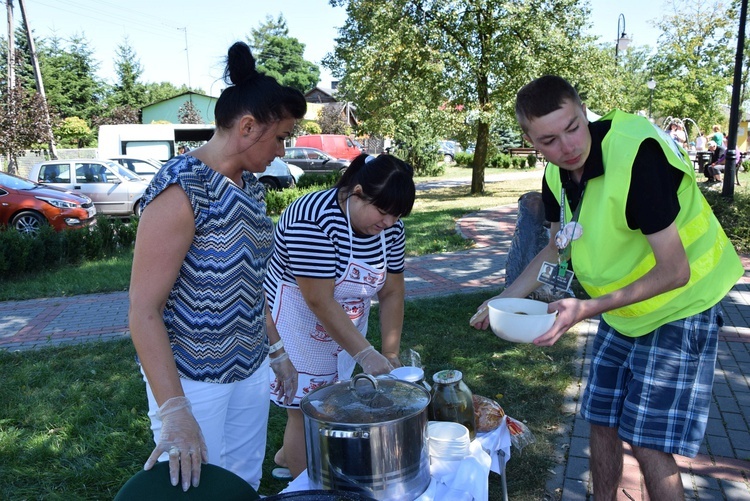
xmin=319 ymin=428 xmax=371 ymax=439
xmin=348 ymin=373 xmax=378 ymax=391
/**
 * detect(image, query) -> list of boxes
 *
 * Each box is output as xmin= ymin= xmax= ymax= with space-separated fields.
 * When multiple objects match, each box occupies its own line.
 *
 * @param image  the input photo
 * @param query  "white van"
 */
xmin=97 ymin=124 xmax=215 ymax=163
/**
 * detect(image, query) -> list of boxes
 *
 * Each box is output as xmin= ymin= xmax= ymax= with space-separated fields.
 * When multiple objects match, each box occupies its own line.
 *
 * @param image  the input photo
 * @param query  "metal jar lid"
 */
xmin=300 ymin=373 xmax=430 ymax=424
xmin=432 ymin=369 xmax=463 ymax=385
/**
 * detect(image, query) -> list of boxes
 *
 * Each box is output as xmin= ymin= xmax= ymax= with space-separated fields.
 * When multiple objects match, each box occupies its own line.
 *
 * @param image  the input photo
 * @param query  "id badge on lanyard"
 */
xmin=538 ymin=185 xmax=584 ymax=293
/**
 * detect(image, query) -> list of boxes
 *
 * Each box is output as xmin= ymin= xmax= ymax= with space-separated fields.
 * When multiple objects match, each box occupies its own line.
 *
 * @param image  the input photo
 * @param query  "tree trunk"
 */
xmin=471 ymin=120 xmax=489 ymax=193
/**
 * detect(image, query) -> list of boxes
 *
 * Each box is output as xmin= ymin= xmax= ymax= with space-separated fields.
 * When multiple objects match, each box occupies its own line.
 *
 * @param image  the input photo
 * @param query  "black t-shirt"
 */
xmin=542 ymin=119 xmax=683 ymax=235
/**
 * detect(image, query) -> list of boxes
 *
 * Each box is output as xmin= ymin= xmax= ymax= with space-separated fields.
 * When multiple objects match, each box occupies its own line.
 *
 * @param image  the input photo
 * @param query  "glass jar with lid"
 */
xmin=428 ymin=369 xmax=476 ymax=439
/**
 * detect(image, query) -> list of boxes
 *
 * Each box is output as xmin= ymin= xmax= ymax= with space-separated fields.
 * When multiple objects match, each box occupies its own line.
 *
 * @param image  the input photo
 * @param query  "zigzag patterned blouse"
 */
xmin=142 ymin=156 xmax=273 ymax=383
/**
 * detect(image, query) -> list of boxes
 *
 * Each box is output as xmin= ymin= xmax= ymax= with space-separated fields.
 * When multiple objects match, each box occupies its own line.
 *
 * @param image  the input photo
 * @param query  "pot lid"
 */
xmin=300 ymin=374 xmax=430 ymax=424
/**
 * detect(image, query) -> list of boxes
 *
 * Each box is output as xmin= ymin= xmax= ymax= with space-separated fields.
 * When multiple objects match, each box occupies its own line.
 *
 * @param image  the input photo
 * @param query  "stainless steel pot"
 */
xmin=300 ymin=374 xmax=431 ymax=501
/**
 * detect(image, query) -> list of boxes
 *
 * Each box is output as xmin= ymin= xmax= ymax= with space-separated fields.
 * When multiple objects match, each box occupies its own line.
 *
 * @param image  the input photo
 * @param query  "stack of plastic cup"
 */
xmin=427 ymin=421 xmax=470 ymax=462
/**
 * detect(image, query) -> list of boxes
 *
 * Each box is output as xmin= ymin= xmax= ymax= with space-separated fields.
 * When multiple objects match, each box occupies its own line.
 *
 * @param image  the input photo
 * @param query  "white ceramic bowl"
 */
xmin=487 ymin=298 xmax=556 ymax=343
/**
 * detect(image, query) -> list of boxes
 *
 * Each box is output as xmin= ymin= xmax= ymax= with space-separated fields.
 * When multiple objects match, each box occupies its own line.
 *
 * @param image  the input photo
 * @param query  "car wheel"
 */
xmin=259 ymin=177 xmax=280 ymax=191
xmin=133 ymin=201 xmax=143 ymax=218
xmin=443 ymin=154 xmax=454 ymax=163
xmin=11 ymin=211 xmax=45 ymax=235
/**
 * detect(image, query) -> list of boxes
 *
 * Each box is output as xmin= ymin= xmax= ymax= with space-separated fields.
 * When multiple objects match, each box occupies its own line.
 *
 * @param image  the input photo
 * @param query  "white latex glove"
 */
xmin=144 ymin=396 xmax=208 ymax=491
xmin=270 ymin=352 xmax=298 ymax=405
xmin=353 ymin=346 xmax=394 ymax=376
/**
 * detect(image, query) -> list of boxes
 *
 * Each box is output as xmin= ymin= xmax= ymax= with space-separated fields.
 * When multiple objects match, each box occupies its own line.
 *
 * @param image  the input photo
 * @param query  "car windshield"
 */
xmin=108 ymin=161 xmax=142 ymax=181
xmin=0 ymin=172 xmax=38 ymax=190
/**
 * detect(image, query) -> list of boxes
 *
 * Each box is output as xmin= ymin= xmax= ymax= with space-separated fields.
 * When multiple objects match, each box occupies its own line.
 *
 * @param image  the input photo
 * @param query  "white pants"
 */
xmin=142 ymin=357 xmax=271 ymax=490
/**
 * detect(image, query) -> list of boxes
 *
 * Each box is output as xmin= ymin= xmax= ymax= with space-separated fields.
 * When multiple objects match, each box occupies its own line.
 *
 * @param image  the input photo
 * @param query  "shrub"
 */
xmin=702 ymin=188 xmax=750 ymax=254
xmin=0 ymin=217 xmax=140 ymax=280
xmin=296 ymin=172 xmax=340 ymax=189
xmin=263 ymin=172 xmax=340 ymax=216
xmin=526 ymin=153 xmax=538 ymax=168
xmin=454 ymin=152 xmax=473 ymax=166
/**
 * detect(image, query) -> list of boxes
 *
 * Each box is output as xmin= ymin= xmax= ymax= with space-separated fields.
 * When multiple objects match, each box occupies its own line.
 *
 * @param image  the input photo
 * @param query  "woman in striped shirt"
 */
xmin=265 ymin=153 xmax=416 ymax=479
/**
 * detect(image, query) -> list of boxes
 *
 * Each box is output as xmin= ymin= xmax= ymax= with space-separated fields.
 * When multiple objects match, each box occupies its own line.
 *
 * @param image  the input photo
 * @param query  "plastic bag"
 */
xmin=400 ymin=348 xmax=423 ymax=368
xmin=506 ymin=415 xmax=536 ymax=452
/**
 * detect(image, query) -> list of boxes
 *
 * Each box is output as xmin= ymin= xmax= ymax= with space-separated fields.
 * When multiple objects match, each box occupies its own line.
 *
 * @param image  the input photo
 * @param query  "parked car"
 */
xmin=294 ymin=134 xmax=363 ymax=161
xmin=255 ymin=157 xmax=297 ymax=191
xmin=0 ymin=171 xmax=96 ymax=235
xmin=286 ymin=163 xmax=304 ymax=184
xmin=28 ymin=159 xmax=150 ymax=217
xmin=107 ymin=156 xmax=163 ymax=181
xmin=283 ymin=147 xmax=350 ymax=174
xmin=438 ymin=140 xmax=462 ymax=163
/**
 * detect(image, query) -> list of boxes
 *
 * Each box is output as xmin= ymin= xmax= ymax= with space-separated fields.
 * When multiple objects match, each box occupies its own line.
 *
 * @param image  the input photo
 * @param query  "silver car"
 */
xmin=28 ymin=159 xmax=150 ymax=217
xmin=107 ymin=156 xmax=163 ymax=182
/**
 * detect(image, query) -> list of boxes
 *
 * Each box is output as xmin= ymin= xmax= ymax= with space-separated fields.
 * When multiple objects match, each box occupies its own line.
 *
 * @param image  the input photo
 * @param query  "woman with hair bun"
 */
xmin=264 ymin=153 xmax=416 ymax=479
xmin=128 ymin=41 xmax=305 ymax=492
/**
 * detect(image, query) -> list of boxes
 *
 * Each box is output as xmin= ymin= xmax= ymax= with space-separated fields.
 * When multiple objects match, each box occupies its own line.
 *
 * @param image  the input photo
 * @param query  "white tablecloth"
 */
xmin=281 ymin=417 xmax=511 ymax=500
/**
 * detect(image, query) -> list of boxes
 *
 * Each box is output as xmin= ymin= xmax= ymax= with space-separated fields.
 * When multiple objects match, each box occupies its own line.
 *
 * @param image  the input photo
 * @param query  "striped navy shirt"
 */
xmin=264 ymin=188 xmax=406 ymax=308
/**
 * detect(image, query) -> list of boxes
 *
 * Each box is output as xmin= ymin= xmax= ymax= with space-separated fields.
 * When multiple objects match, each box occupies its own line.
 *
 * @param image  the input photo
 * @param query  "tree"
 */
xmin=91 ymin=105 xmax=140 ymax=128
xmin=648 ymin=0 xmax=734 ymax=133
xmin=0 ymin=26 xmax=36 ymax=90
xmin=248 ymin=14 xmax=320 ymax=93
xmin=0 ymin=81 xmax=52 ymax=173
xmin=39 ymin=33 xmax=106 ymax=121
xmin=327 ymin=0 xmax=597 ymax=191
xmin=142 ymin=81 xmax=192 ymax=106
xmin=317 ymin=103 xmax=350 ymax=134
xmin=55 ymin=116 xmax=92 ymax=148
xmin=110 ymin=36 xmax=147 ymax=108
xmin=178 ymin=99 xmax=203 ymax=124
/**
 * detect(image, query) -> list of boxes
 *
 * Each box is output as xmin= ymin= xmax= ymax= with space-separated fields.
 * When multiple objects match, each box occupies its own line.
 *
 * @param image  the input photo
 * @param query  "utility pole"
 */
xmin=18 ymin=0 xmax=57 ymax=159
xmin=179 ymin=27 xmax=192 ymax=91
xmin=722 ymin=0 xmax=747 ymax=198
xmin=5 ymin=0 xmax=14 ymax=172
xmin=6 ymin=0 xmax=13 ymax=89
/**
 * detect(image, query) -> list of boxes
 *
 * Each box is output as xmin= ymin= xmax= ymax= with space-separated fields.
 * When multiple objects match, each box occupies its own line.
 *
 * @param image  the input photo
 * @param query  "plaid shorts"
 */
xmin=581 ymin=306 xmax=719 ymax=457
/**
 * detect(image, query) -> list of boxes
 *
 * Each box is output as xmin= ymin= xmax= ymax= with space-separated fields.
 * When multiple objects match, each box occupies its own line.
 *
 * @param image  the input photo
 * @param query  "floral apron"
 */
xmin=269 ymin=198 xmax=388 ymax=406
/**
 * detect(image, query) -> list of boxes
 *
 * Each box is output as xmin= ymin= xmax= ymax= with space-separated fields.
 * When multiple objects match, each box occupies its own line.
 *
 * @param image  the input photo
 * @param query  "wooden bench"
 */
xmin=507 ymin=147 xmax=545 ymax=163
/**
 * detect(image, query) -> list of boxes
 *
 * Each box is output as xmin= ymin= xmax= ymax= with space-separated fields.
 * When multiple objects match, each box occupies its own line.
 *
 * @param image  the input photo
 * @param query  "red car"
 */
xmin=0 ymin=171 xmax=96 ymax=235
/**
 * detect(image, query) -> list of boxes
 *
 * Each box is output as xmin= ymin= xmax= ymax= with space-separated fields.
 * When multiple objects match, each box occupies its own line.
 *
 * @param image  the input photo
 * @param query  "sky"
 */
xmin=16 ymin=0 xmax=665 ymax=97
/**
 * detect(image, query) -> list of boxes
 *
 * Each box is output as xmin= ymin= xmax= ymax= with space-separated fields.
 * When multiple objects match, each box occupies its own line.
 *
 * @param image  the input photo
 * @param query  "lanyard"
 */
xmin=557 ymin=184 xmax=585 ymax=277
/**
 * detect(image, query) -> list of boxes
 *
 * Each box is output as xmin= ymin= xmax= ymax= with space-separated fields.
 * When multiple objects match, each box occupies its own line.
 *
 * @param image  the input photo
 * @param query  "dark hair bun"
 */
xmin=224 ymin=41 xmax=259 ymax=86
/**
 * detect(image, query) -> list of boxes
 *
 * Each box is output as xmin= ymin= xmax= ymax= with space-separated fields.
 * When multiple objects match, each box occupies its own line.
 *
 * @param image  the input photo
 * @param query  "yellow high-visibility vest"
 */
xmin=546 ymin=110 xmax=743 ymax=336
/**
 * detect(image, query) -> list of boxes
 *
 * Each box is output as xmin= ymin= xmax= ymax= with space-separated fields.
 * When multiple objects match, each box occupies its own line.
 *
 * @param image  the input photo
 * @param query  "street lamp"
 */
xmin=647 ymin=77 xmax=656 ymax=119
xmin=616 ymin=14 xmax=632 ymax=61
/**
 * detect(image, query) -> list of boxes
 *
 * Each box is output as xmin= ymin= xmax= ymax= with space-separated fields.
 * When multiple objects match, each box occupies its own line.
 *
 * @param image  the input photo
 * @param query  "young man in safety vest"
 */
xmin=471 ymin=75 xmax=743 ymax=499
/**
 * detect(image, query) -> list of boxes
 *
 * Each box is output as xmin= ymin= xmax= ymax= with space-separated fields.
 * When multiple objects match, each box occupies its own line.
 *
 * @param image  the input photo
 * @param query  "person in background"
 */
xmin=471 ymin=75 xmax=742 ymax=500
xmin=668 ymin=122 xmax=687 ymax=149
xmin=177 ymin=145 xmax=186 ymax=155
xmin=264 ymin=153 xmax=415 ymax=479
xmin=128 ymin=41 xmax=305 ymax=492
xmin=706 ymin=140 xmax=726 ymax=183
xmin=711 ymin=124 xmax=725 ymax=148
xmin=695 ymin=131 xmax=706 ymax=151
